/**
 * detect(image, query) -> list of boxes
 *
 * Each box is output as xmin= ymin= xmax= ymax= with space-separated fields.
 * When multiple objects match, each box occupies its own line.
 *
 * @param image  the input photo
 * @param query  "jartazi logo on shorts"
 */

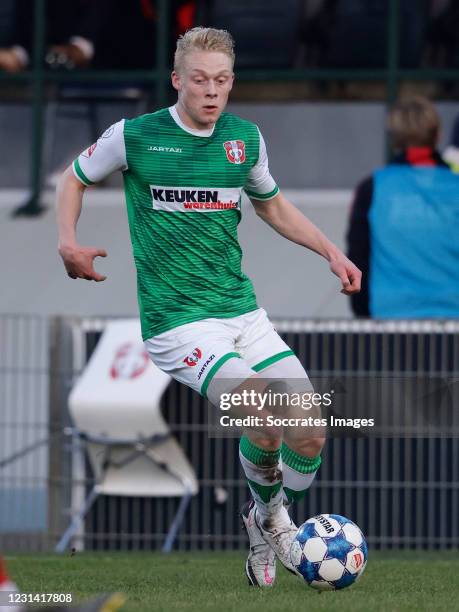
xmin=183 ymin=347 xmax=202 ymax=367
xmin=197 ymin=354 xmax=215 ymax=380
xmin=150 ymin=185 xmax=242 ymax=212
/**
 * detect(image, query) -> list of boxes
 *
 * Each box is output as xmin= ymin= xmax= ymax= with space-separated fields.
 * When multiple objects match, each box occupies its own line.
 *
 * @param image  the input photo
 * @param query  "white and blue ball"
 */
xmin=290 ymin=514 xmax=368 ymax=591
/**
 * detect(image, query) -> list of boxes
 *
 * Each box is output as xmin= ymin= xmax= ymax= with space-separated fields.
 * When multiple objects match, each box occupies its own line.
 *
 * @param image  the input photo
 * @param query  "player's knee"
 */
xmin=286 ymin=436 xmax=325 ymax=458
xmin=245 ymin=433 xmax=281 ymax=452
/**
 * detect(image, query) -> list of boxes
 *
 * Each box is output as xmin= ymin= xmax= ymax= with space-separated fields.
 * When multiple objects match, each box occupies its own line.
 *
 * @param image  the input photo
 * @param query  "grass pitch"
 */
xmin=6 ymin=551 xmax=459 ymax=612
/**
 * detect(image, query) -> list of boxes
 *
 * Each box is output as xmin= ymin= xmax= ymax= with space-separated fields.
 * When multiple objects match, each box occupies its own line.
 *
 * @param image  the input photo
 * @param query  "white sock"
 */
xmin=281 ymin=442 xmax=322 ymax=505
xmin=239 ymin=436 xmax=284 ymax=522
xmin=282 ymin=462 xmax=318 ymax=504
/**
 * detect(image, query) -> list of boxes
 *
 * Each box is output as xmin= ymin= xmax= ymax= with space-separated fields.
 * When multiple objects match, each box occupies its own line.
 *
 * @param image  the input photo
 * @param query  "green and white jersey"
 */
xmin=73 ymin=106 xmax=279 ymax=339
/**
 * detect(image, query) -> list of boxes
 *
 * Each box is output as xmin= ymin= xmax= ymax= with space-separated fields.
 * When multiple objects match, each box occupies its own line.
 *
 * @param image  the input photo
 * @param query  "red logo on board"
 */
xmin=183 ymin=347 xmax=202 ymax=367
xmin=110 ymin=342 xmax=149 ymax=379
xmin=223 ymin=140 xmax=246 ymax=164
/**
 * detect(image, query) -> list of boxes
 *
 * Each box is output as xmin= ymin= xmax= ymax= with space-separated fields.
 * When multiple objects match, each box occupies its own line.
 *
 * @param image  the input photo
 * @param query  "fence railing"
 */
xmin=2 ymin=314 xmax=458 ymax=552
xmin=61 ymin=317 xmax=459 ymax=551
xmin=2 ymin=0 xmax=459 ymax=215
xmin=0 ymin=314 xmax=50 ymax=551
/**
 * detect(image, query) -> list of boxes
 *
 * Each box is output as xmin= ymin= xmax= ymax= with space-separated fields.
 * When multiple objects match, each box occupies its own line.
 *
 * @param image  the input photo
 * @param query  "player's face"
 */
xmin=172 ymin=51 xmax=234 ymax=130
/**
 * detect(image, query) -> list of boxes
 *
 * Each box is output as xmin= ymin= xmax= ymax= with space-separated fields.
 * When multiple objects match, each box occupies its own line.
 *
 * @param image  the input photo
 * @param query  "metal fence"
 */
xmin=0 ymin=315 xmax=49 ymax=551
xmin=1 ymin=315 xmax=459 ymax=552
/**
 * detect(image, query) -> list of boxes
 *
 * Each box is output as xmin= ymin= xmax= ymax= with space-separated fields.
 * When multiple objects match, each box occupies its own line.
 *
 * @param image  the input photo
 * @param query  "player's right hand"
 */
xmin=59 ymin=244 xmax=108 ymax=282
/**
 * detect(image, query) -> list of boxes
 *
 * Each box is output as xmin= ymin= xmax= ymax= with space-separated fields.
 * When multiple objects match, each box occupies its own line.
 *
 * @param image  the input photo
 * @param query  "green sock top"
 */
xmin=239 ymin=436 xmax=281 ymax=466
xmin=281 ymin=442 xmax=322 ymax=473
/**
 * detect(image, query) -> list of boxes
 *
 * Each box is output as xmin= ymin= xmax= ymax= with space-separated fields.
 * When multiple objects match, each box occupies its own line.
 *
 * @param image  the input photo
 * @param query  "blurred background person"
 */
xmin=423 ymin=0 xmax=459 ymax=68
xmin=0 ymin=0 xmax=93 ymax=72
xmin=0 ymin=0 xmax=198 ymax=189
xmin=347 ymin=96 xmax=459 ymax=318
xmin=0 ymin=0 xmax=197 ymax=73
xmin=443 ymin=112 xmax=459 ymax=172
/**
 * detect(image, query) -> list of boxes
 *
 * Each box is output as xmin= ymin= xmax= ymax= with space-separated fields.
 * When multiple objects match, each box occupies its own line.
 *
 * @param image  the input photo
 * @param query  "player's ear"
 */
xmin=171 ymin=70 xmax=181 ymax=92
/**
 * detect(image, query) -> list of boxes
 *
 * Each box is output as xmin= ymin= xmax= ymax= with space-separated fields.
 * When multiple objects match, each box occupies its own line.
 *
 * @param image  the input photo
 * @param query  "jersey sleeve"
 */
xmin=243 ymin=127 xmax=279 ymax=201
xmin=72 ymin=119 xmax=127 ymax=186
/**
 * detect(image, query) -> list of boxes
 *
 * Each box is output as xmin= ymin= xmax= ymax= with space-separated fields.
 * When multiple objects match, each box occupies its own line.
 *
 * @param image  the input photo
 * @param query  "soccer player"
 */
xmin=56 ymin=27 xmax=361 ymax=587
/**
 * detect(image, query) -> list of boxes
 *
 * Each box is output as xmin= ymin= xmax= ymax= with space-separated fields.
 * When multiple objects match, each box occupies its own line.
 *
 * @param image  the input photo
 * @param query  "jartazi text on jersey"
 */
xmin=147 ymin=146 xmax=182 ymax=153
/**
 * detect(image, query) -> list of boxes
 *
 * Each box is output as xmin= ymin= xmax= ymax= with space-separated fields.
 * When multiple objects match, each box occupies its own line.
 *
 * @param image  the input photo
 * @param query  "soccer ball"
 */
xmin=290 ymin=514 xmax=368 ymax=591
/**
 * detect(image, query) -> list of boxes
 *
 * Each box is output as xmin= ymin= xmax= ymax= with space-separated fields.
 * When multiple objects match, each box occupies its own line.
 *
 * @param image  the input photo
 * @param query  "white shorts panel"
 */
xmin=144 ymin=315 xmax=252 ymax=395
xmin=144 ymin=308 xmax=298 ymax=396
xmin=235 ymin=308 xmax=293 ymax=370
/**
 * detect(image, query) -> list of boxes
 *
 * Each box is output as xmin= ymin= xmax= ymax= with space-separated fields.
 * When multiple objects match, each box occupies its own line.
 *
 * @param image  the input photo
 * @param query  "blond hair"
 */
xmin=388 ymin=96 xmax=440 ymax=150
xmin=174 ymin=27 xmax=235 ymax=73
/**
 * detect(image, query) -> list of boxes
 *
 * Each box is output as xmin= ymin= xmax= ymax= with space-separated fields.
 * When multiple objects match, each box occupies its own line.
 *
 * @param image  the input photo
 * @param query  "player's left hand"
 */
xmin=329 ymin=256 xmax=362 ymax=295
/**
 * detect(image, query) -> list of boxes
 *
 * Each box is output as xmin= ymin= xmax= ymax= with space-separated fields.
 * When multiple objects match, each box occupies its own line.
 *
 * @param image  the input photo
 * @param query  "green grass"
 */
xmin=5 ymin=551 xmax=459 ymax=612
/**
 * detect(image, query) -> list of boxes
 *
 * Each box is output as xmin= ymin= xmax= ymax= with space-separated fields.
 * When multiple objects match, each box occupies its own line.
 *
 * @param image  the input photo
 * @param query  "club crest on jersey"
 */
xmin=183 ymin=347 xmax=202 ymax=367
xmin=223 ymin=140 xmax=246 ymax=164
